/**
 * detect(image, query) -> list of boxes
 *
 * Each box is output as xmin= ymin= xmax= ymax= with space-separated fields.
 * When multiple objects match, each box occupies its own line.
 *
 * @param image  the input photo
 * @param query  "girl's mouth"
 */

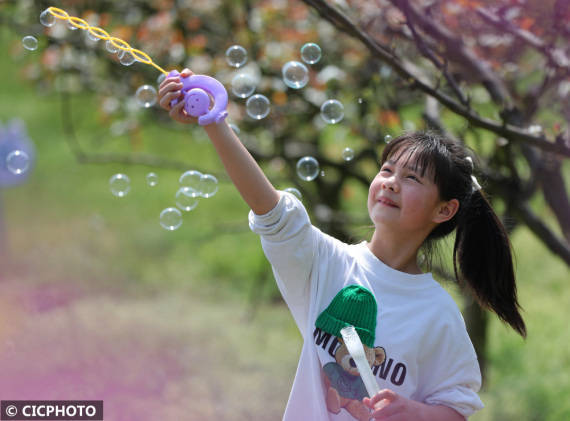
xmin=378 ymin=197 xmax=399 ymax=208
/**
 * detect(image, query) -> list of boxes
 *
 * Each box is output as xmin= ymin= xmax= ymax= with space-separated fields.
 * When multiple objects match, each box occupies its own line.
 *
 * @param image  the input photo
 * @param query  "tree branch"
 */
xmin=476 ymin=7 xmax=570 ymax=72
xmin=300 ymin=0 xmax=570 ymax=158
xmin=515 ymin=202 xmax=570 ymax=265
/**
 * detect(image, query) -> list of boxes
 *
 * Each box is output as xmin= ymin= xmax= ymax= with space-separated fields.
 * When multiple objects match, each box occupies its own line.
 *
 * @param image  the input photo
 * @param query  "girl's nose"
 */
xmin=382 ymin=176 xmax=399 ymax=192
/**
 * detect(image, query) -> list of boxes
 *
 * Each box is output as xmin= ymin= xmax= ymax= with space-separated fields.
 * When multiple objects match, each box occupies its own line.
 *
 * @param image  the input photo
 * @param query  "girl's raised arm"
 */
xmin=158 ymin=69 xmax=280 ymax=215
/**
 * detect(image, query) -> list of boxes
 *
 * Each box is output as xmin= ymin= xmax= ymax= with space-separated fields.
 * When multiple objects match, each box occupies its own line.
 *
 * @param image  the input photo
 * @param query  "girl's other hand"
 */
xmin=363 ymin=389 xmax=464 ymax=421
xmin=158 ymin=68 xmax=197 ymax=124
xmin=363 ymin=389 xmax=420 ymax=420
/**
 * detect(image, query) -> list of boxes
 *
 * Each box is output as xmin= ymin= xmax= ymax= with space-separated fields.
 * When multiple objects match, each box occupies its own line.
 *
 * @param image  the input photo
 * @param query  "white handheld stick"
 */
xmin=340 ymin=325 xmax=380 ymax=398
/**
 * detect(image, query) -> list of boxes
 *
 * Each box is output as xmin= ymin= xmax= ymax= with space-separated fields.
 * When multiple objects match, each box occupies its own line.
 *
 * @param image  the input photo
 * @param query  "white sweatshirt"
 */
xmin=249 ymin=192 xmax=484 ymax=421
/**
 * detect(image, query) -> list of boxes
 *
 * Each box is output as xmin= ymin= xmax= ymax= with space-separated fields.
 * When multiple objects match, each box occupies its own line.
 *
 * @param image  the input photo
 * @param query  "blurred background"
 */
xmin=0 ymin=0 xmax=568 ymax=420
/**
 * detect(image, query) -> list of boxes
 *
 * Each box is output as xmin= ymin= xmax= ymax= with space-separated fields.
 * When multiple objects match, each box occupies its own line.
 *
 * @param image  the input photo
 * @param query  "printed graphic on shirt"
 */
xmin=313 ymin=285 xmax=388 ymax=421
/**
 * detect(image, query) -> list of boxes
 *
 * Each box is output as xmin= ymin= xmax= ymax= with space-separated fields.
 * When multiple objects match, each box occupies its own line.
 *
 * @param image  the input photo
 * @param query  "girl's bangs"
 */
xmin=381 ymin=134 xmax=440 ymax=181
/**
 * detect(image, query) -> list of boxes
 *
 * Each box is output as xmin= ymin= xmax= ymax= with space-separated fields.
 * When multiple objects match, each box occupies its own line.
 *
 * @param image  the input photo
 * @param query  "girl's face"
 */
xmin=368 ymin=155 xmax=447 ymax=235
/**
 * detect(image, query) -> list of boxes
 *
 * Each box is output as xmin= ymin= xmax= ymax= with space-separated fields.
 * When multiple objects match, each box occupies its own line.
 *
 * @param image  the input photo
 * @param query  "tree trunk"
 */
xmin=462 ymin=292 xmax=489 ymax=386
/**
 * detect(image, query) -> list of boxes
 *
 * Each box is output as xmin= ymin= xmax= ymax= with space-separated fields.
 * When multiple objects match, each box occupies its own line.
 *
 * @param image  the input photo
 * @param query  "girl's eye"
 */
xmin=407 ymin=174 xmax=420 ymax=182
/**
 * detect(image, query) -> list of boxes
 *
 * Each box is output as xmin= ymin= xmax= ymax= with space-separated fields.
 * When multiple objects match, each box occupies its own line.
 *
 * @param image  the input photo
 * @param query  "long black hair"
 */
xmin=381 ymin=131 xmax=526 ymax=337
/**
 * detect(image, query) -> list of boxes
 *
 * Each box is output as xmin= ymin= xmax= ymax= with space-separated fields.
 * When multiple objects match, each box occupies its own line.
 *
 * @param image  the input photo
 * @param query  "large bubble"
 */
xmin=246 ymin=94 xmax=270 ymax=120
xmin=6 ymin=150 xmax=30 ymax=175
xmin=225 ymin=45 xmax=248 ymax=68
xmin=175 ymin=187 xmax=199 ymax=211
xmin=135 ymin=85 xmax=157 ymax=108
xmin=22 ymin=36 xmax=38 ymax=51
xmin=199 ymin=174 xmax=218 ymax=198
xmin=282 ymin=61 xmax=309 ymax=89
xmin=119 ymin=50 xmax=136 ymax=66
xmin=109 ymin=173 xmax=130 ymax=197
xmin=296 ymin=156 xmax=320 ymax=181
xmin=179 ymin=170 xmax=203 ymax=191
xmin=160 ymin=207 xmax=183 ymax=230
xmin=39 ymin=9 xmax=56 ymax=27
xmin=231 ymin=73 xmax=256 ymax=98
xmin=105 ymin=40 xmax=119 ymax=54
xmin=320 ymin=99 xmax=344 ymax=124
xmin=300 ymin=43 xmax=322 ymax=64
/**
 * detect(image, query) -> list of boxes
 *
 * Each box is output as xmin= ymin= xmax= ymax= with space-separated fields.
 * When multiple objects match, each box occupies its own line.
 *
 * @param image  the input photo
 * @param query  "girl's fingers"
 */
xmin=158 ymin=80 xmax=183 ymax=98
xmin=169 ymin=99 xmax=197 ymax=124
xmin=169 ymin=99 xmax=186 ymax=120
xmin=159 ymin=76 xmax=180 ymax=90
xmin=159 ymin=91 xmax=182 ymax=110
xmin=365 ymin=389 xmax=396 ymax=408
xmin=180 ymin=68 xmax=193 ymax=77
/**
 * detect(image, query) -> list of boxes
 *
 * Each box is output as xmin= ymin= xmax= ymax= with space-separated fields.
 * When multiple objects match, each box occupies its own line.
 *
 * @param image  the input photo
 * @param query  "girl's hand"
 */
xmin=363 ymin=389 xmax=464 ymax=421
xmin=158 ymin=68 xmax=198 ymax=124
xmin=363 ymin=389 xmax=421 ymax=420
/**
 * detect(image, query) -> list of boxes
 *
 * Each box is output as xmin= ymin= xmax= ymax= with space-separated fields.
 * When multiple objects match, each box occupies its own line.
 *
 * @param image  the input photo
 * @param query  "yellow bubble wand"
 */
xmin=44 ymin=6 xmax=229 ymax=125
xmin=45 ymin=6 xmax=169 ymax=76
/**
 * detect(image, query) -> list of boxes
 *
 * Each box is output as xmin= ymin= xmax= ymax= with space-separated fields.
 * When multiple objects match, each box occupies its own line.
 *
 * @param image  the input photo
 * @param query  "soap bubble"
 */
xmin=175 ymin=187 xmax=199 ymax=211
xmin=105 ymin=40 xmax=119 ymax=54
xmin=320 ymin=99 xmax=344 ymax=124
xmin=179 ymin=170 xmax=203 ymax=191
xmin=231 ymin=73 xmax=256 ymax=98
xmin=109 ymin=173 xmax=130 ymax=197
xmin=146 ymin=172 xmax=158 ymax=187
xmin=284 ymin=187 xmax=302 ymax=199
xmin=225 ymin=45 xmax=248 ymax=68
xmin=342 ymin=147 xmax=355 ymax=161
xmin=6 ymin=150 xmax=30 ymax=175
xmin=157 ymin=73 xmax=166 ymax=84
xmin=384 ymin=134 xmax=392 ymax=143
xmin=40 ymin=9 xmax=55 ymax=27
xmin=135 ymin=85 xmax=157 ymax=108
xmin=282 ymin=61 xmax=309 ymax=89
xmin=200 ymin=174 xmax=218 ymax=198
xmin=67 ymin=20 xmax=79 ymax=30
xmin=160 ymin=207 xmax=182 ymax=231
xmin=300 ymin=43 xmax=322 ymax=64
xmin=246 ymin=94 xmax=270 ymax=120
xmin=86 ymin=30 xmax=100 ymax=43
xmin=22 ymin=36 xmax=38 ymax=51
xmin=119 ymin=50 xmax=136 ymax=66
xmin=296 ymin=156 xmax=320 ymax=181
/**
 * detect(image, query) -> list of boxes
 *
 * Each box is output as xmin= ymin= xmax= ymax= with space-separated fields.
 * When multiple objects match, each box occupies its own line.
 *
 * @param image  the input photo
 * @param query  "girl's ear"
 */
xmin=433 ymin=198 xmax=459 ymax=223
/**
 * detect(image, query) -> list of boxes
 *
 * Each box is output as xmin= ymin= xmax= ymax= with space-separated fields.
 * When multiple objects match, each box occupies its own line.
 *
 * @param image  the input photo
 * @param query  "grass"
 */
xmin=1 ymin=23 xmax=569 ymax=421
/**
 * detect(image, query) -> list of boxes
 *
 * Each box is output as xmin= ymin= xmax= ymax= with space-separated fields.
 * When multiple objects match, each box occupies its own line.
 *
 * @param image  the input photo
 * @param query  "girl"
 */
xmin=158 ymin=69 xmax=525 ymax=421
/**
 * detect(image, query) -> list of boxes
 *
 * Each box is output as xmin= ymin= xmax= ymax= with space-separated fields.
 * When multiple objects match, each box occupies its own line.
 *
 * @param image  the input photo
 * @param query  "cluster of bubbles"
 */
xmin=225 ymin=45 xmax=271 ymax=120
xmin=108 ymin=169 xmax=219 ymax=231
xmin=30 ymin=8 xmax=401 ymax=231
xmin=224 ymin=42 xmax=351 ymax=183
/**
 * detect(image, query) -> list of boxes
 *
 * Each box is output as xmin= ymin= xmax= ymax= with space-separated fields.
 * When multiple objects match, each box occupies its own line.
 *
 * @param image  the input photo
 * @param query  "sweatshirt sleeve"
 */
xmin=418 ymin=304 xmax=484 ymax=418
xmin=248 ymin=191 xmax=319 ymax=333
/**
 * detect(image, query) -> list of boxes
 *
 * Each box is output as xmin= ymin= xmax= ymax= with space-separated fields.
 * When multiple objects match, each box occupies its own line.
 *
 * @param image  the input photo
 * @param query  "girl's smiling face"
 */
xmin=367 ymin=152 xmax=448 ymax=235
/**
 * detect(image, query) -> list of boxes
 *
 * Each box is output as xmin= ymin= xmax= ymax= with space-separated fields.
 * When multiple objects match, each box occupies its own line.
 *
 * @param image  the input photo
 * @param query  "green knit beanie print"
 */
xmin=315 ymin=284 xmax=378 ymax=348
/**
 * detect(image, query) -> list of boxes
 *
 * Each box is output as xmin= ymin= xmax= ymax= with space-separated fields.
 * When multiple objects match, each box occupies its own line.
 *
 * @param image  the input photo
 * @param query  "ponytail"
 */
xmin=453 ymin=190 xmax=527 ymax=337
